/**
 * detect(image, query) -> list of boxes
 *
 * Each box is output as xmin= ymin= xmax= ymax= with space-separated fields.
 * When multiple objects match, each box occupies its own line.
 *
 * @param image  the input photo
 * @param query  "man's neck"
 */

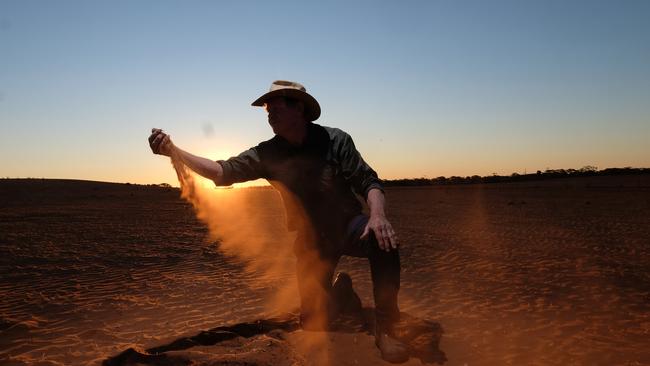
xmin=281 ymin=121 xmax=309 ymax=146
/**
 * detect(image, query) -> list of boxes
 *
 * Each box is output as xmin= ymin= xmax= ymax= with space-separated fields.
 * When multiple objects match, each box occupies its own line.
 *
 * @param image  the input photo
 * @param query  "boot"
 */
xmin=375 ymin=322 xmax=409 ymax=363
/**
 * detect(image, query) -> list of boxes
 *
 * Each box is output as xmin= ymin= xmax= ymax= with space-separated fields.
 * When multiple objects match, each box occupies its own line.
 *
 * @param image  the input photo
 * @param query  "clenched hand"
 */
xmin=148 ymin=128 xmax=174 ymax=156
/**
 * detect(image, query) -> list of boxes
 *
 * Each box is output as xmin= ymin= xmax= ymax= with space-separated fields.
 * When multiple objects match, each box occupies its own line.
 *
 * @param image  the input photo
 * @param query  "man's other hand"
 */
xmin=148 ymin=128 xmax=174 ymax=156
xmin=361 ymin=215 xmax=399 ymax=252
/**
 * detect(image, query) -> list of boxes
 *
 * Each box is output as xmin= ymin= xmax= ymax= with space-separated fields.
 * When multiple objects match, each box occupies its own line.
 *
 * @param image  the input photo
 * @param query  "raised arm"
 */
xmin=148 ymin=128 xmax=223 ymax=182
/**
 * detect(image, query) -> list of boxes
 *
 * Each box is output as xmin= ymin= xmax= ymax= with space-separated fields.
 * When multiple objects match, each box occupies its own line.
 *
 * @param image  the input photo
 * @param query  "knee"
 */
xmin=367 ymin=232 xmax=399 ymax=256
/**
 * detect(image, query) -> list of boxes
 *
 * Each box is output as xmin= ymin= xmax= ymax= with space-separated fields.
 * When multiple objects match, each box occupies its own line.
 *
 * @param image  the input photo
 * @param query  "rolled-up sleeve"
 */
xmin=337 ymin=132 xmax=384 ymax=198
xmin=215 ymin=147 xmax=264 ymax=186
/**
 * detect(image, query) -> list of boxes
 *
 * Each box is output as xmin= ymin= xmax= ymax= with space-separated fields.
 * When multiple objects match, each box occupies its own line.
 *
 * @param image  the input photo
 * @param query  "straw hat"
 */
xmin=251 ymin=80 xmax=321 ymax=121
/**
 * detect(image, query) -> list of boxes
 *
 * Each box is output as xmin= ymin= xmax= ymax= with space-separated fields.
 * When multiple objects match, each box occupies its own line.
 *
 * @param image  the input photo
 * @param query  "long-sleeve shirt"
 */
xmin=216 ymin=122 xmax=383 ymax=247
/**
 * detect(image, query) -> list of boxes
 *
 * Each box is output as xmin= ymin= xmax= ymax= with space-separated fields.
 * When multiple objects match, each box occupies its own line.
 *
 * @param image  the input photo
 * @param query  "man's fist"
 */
xmin=148 ymin=128 xmax=174 ymax=156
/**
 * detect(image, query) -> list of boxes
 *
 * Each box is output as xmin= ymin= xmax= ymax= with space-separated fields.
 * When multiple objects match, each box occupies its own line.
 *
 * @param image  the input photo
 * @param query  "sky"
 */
xmin=1 ymin=0 xmax=649 ymax=186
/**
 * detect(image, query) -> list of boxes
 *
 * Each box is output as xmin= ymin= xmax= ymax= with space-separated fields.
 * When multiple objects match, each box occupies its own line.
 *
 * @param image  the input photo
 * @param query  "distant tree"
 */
xmin=380 ymin=166 xmax=648 ymax=187
xmin=448 ymin=176 xmax=464 ymax=184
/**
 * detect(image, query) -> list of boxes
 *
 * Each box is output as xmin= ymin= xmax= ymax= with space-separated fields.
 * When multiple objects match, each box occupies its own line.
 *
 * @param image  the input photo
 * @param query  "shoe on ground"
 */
xmin=375 ymin=330 xmax=409 ymax=363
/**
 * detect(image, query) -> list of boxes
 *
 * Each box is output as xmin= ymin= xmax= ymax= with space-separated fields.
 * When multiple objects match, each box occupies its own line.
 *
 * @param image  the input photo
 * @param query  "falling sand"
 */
xmin=169 ymin=149 xmax=301 ymax=316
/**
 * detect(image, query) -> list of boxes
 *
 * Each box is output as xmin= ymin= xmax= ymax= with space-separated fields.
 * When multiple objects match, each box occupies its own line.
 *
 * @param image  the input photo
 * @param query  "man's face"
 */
xmin=264 ymin=97 xmax=304 ymax=136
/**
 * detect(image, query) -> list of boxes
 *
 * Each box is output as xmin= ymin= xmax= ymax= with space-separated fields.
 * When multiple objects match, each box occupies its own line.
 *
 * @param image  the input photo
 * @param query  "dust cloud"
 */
xmin=169 ymin=151 xmax=299 ymax=312
xmin=169 ymin=150 xmax=339 ymax=363
xmin=170 ymin=151 xmax=332 ymax=321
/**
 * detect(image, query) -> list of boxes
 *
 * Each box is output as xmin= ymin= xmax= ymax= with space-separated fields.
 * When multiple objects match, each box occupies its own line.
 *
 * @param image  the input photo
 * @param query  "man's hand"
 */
xmin=147 ymin=128 xmax=224 ymax=182
xmin=361 ymin=214 xmax=399 ymax=252
xmin=148 ymin=128 xmax=174 ymax=156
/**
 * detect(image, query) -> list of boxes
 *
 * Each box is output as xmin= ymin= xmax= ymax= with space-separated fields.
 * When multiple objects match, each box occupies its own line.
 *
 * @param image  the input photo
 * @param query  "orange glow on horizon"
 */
xmin=196 ymin=176 xmax=271 ymax=190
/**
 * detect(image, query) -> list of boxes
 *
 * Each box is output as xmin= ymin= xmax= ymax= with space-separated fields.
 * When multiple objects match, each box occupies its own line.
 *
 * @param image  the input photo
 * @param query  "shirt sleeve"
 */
xmin=215 ymin=147 xmax=265 ymax=186
xmin=337 ymin=132 xmax=384 ymax=198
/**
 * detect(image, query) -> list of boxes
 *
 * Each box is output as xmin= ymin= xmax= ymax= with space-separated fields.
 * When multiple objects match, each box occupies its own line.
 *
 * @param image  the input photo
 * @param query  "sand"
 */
xmin=1 ymin=175 xmax=649 ymax=365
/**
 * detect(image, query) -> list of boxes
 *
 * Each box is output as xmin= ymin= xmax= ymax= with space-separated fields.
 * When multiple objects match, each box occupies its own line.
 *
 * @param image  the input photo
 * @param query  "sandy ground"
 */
xmin=1 ymin=175 xmax=649 ymax=365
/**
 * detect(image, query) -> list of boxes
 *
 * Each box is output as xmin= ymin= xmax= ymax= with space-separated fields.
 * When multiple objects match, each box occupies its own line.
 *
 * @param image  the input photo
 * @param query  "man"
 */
xmin=148 ymin=80 xmax=408 ymax=363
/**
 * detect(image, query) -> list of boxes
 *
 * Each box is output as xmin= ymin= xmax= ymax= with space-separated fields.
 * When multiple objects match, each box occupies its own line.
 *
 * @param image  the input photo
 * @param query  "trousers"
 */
xmin=294 ymin=214 xmax=401 ymax=328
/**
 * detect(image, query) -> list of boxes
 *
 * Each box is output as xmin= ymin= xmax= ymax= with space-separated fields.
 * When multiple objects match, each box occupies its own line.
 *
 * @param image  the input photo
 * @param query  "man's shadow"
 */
xmin=103 ymin=308 xmax=446 ymax=365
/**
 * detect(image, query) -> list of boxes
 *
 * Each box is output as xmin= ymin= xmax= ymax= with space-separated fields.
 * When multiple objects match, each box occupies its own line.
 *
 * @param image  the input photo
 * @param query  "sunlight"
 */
xmin=196 ymin=175 xmax=270 ymax=190
xmin=191 ymin=147 xmax=270 ymax=189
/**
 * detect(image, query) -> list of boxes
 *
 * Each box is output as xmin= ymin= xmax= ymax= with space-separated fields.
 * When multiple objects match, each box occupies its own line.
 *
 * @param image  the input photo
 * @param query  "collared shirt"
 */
xmin=216 ymin=123 xmax=383 ymax=245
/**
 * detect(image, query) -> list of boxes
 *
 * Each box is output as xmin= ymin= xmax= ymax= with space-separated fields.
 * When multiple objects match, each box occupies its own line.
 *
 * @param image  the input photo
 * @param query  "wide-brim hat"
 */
xmin=251 ymin=80 xmax=321 ymax=121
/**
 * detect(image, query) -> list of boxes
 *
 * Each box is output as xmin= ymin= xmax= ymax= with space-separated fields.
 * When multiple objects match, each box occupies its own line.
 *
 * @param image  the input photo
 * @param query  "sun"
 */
xmin=195 ymin=175 xmax=270 ymax=190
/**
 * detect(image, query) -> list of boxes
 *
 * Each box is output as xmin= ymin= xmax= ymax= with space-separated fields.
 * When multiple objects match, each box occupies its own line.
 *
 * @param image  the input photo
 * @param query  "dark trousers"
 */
xmin=294 ymin=215 xmax=401 ymax=328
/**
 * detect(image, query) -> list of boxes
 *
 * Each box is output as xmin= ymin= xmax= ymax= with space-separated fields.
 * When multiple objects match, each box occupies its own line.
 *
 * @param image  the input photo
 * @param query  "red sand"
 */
xmin=1 ymin=176 xmax=649 ymax=365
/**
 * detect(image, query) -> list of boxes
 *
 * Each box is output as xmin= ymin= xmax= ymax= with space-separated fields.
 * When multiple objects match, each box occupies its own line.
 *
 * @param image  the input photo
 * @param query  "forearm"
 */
xmin=366 ymin=188 xmax=387 ymax=218
xmin=173 ymin=147 xmax=223 ymax=182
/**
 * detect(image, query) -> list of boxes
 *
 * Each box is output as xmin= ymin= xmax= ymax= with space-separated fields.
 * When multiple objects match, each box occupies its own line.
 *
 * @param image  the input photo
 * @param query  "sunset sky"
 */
xmin=1 ymin=0 xmax=649 ymax=186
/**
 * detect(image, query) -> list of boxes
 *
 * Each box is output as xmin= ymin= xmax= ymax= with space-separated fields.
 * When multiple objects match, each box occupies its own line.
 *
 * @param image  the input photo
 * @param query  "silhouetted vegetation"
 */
xmin=382 ymin=167 xmax=650 ymax=187
xmin=4 ymin=166 xmax=648 ymax=189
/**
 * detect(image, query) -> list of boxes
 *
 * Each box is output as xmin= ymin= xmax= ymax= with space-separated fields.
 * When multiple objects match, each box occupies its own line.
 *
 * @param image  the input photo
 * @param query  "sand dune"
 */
xmin=1 ymin=176 xmax=649 ymax=365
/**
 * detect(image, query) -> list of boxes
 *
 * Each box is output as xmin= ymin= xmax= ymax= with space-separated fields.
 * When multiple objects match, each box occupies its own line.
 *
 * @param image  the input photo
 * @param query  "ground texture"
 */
xmin=1 ymin=176 xmax=649 ymax=365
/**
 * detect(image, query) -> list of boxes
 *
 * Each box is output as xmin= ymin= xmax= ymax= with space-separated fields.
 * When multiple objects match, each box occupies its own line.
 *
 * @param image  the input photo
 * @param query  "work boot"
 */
xmin=375 ymin=323 xmax=409 ymax=363
xmin=331 ymin=272 xmax=363 ymax=315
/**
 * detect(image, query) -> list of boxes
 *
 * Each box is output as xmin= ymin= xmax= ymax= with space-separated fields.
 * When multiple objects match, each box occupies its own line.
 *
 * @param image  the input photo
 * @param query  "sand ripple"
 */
xmin=1 ymin=177 xmax=650 ymax=365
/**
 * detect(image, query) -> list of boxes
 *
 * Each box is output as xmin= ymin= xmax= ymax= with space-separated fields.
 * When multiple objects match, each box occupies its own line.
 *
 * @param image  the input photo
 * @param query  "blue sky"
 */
xmin=1 ymin=0 xmax=649 ymax=184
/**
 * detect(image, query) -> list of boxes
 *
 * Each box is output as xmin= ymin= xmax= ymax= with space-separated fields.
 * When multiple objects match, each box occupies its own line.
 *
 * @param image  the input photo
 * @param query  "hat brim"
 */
xmin=251 ymin=89 xmax=321 ymax=121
